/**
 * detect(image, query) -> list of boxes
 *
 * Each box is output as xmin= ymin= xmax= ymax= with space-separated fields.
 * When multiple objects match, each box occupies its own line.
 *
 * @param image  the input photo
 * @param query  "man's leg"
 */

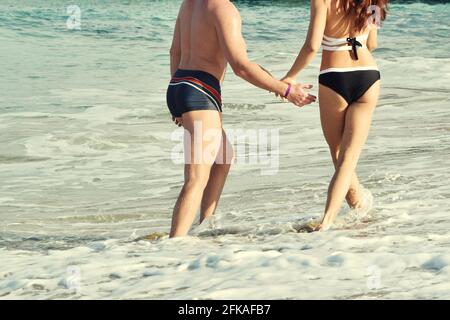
xmin=200 ymin=130 xmax=234 ymax=222
xmin=169 ymin=110 xmax=222 ymax=238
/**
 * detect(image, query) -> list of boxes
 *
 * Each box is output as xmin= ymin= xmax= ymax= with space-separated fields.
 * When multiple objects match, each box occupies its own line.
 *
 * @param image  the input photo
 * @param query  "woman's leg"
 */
xmin=319 ymin=85 xmax=362 ymax=208
xmin=318 ymin=81 xmax=380 ymax=230
xmin=169 ymin=110 xmax=223 ymax=238
xmin=200 ymin=130 xmax=234 ymax=222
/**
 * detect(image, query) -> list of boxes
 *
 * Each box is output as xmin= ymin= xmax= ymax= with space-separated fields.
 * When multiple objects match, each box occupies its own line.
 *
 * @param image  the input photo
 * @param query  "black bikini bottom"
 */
xmin=319 ymin=69 xmax=380 ymax=105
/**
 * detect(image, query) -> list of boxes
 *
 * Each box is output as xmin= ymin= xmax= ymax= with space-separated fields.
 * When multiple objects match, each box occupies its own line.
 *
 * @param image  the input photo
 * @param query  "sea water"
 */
xmin=0 ymin=0 xmax=449 ymax=299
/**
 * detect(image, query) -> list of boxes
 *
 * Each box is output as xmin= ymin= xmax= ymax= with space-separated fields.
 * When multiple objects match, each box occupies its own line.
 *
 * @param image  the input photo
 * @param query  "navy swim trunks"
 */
xmin=166 ymin=69 xmax=222 ymax=118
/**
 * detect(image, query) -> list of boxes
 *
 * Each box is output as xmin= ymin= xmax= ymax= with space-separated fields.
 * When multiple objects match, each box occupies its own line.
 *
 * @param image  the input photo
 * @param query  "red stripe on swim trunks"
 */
xmin=171 ymin=77 xmax=221 ymax=103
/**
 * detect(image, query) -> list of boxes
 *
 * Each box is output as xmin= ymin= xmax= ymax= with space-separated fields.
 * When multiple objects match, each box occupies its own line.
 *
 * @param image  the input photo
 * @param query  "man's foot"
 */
xmin=136 ymin=232 xmax=168 ymax=241
xmin=295 ymin=220 xmax=320 ymax=233
xmin=190 ymin=215 xmax=218 ymax=235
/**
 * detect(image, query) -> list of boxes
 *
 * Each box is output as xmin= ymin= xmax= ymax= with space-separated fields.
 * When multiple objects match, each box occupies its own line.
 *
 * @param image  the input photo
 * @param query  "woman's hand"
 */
xmin=281 ymin=76 xmax=296 ymax=85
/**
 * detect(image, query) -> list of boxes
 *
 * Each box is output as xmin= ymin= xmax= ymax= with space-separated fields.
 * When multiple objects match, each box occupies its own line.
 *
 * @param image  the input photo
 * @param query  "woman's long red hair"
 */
xmin=341 ymin=0 xmax=389 ymax=32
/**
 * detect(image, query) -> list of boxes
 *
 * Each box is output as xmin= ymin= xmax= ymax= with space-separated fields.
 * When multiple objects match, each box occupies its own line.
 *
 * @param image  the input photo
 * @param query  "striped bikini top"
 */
xmin=322 ymin=34 xmax=369 ymax=60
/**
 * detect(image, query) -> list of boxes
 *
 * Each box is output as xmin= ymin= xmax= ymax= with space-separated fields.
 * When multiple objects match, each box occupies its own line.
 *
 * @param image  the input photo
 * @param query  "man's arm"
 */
xmin=213 ymin=3 xmax=315 ymax=105
xmin=283 ymin=0 xmax=327 ymax=82
xmin=169 ymin=12 xmax=182 ymax=77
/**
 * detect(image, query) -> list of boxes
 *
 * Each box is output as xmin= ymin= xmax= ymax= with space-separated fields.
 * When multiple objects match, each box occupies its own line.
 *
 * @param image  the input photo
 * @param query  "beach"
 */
xmin=1 ymin=0 xmax=449 ymax=299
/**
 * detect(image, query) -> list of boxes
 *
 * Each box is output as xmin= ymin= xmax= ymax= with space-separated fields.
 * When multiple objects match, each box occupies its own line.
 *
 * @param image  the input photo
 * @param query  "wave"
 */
xmin=0 ymin=233 xmax=109 ymax=252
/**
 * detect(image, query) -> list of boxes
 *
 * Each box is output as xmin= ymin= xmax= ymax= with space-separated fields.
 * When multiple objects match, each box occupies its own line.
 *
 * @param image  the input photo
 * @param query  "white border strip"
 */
xmin=323 ymin=34 xmax=369 ymax=43
xmin=169 ymin=81 xmax=221 ymax=111
xmin=320 ymin=66 xmax=379 ymax=75
xmin=322 ymin=44 xmax=367 ymax=51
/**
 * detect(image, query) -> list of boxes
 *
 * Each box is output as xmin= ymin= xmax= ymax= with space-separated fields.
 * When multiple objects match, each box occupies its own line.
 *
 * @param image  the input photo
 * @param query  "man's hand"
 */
xmin=275 ymin=76 xmax=296 ymax=101
xmin=172 ymin=116 xmax=183 ymax=127
xmin=276 ymin=77 xmax=316 ymax=107
xmin=286 ymin=83 xmax=317 ymax=107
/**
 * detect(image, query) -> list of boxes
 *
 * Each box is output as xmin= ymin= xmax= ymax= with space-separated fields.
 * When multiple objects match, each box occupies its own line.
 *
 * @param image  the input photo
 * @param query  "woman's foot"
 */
xmin=346 ymin=187 xmax=362 ymax=209
xmin=314 ymin=222 xmax=332 ymax=232
xmin=354 ymin=188 xmax=373 ymax=218
xmin=314 ymin=213 xmax=335 ymax=231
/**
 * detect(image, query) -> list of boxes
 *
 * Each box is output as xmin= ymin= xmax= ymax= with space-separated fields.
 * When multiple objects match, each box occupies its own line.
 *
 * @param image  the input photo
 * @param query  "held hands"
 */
xmin=287 ymin=83 xmax=316 ymax=107
xmin=277 ymin=76 xmax=317 ymax=107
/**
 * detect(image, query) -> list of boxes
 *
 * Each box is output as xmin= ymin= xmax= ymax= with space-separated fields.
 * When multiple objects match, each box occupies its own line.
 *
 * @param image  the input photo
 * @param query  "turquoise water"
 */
xmin=1 ymin=1 xmax=450 ymax=299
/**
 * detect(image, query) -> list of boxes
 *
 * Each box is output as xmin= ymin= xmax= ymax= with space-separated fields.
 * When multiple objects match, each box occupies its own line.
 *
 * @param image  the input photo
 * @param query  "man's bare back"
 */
xmin=175 ymin=0 xmax=227 ymax=81
xmin=171 ymin=0 xmax=315 ymax=107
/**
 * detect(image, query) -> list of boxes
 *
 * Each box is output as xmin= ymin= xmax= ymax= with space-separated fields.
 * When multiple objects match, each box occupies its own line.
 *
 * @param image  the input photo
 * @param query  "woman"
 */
xmin=282 ymin=0 xmax=388 ymax=230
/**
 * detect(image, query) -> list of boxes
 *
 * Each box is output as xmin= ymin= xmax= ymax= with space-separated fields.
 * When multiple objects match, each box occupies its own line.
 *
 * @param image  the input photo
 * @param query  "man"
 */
xmin=166 ymin=0 xmax=316 ymax=237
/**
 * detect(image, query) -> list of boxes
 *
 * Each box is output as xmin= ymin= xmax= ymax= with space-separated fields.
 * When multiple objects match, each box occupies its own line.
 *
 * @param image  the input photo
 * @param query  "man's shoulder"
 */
xmin=313 ymin=0 xmax=328 ymax=7
xmin=210 ymin=0 xmax=240 ymax=20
